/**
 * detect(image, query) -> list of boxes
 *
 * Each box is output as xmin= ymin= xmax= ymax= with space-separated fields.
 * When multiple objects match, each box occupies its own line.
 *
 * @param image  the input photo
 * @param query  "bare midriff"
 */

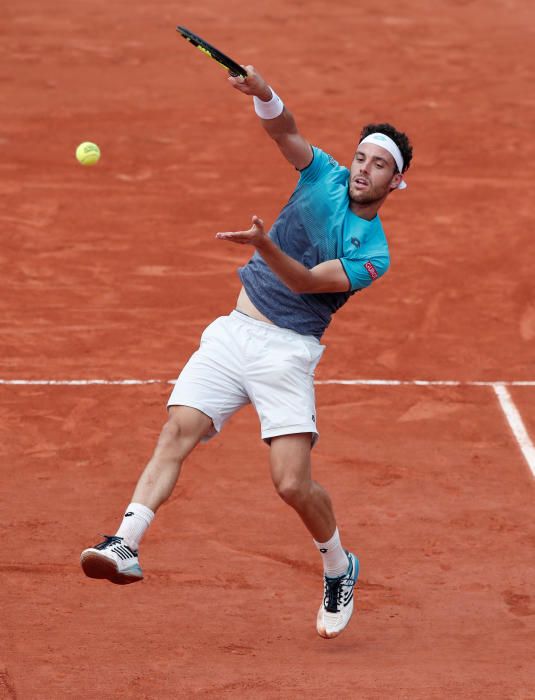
xmin=236 ymin=287 xmax=274 ymax=324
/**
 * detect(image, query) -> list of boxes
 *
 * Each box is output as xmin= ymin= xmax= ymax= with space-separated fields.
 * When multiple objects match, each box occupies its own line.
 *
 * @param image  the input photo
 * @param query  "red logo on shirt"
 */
xmin=364 ymin=261 xmax=378 ymax=280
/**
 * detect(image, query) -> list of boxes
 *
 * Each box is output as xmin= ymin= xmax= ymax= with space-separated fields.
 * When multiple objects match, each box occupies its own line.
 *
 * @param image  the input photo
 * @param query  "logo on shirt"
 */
xmin=351 ymin=237 xmax=361 ymax=248
xmin=364 ymin=261 xmax=378 ymax=280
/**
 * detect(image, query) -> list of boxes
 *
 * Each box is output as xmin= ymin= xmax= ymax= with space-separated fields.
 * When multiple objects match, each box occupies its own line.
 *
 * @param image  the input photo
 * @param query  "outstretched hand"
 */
xmin=227 ymin=66 xmax=272 ymax=101
xmin=216 ymin=216 xmax=268 ymax=247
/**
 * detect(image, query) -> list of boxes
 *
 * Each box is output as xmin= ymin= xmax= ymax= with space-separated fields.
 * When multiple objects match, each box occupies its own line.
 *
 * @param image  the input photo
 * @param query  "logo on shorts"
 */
xmin=312 ymin=415 xmax=316 ymax=423
xmin=364 ymin=261 xmax=378 ymax=280
xmin=124 ymin=512 xmax=134 ymax=517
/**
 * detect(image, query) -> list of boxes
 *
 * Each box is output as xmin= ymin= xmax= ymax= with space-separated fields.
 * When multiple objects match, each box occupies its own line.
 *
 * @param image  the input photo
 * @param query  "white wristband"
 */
xmin=253 ymin=88 xmax=284 ymax=119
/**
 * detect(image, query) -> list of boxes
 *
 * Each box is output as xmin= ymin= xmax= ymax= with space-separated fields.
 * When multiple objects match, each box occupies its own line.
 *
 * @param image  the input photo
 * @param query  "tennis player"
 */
xmin=81 ymin=66 xmax=413 ymax=639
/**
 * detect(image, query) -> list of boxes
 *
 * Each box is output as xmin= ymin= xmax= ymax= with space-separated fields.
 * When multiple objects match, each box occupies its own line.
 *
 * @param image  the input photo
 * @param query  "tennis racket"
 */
xmin=176 ymin=26 xmax=248 ymax=79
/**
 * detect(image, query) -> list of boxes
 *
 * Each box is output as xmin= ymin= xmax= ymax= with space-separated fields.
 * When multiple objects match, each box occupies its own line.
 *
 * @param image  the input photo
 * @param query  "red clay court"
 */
xmin=1 ymin=0 xmax=534 ymax=698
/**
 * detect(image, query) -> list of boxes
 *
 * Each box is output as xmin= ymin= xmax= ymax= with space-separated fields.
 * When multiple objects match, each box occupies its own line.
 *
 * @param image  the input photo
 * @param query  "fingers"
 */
xmin=228 ymin=64 xmax=247 ymax=80
xmin=215 ymin=230 xmax=249 ymax=238
xmin=215 ymin=232 xmax=247 ymax=244
xmin=215 ymin=214 xmax=266 ymax=245
xmin=228 ymin=74 xmax=246 ymax=87
xmin=228 ymin=65 xmax=251 ymax=85
xmin=228 ymin=65 xmax=263 ymax=94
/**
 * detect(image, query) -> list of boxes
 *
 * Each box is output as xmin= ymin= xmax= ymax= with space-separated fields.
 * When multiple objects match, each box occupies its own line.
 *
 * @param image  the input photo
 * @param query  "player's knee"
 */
xmin=274 ymin=476 xmax=309 ymax=508
xmin=158 ymin=414 xmax=184 ymax=451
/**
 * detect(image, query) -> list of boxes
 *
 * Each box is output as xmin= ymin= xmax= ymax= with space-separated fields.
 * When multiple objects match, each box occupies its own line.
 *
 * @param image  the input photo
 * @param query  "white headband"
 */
xmin=358 ymin=133 xmax=407 ymax=189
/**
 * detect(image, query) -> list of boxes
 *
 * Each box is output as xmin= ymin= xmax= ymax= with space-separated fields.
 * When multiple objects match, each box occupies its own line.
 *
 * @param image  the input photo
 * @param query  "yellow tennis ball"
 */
xmin=76 ymin=142 xmax=101 ymax=166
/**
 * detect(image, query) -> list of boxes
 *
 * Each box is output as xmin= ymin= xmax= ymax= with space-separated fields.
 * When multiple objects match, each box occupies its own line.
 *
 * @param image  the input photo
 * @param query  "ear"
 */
xmin=389 ymin=172 xmax=402 ymax=191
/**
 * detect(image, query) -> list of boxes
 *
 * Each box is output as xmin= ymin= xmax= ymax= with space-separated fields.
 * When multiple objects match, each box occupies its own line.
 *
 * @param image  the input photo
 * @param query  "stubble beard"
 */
xmin=349 ymin=185 xmax=381 ymax=207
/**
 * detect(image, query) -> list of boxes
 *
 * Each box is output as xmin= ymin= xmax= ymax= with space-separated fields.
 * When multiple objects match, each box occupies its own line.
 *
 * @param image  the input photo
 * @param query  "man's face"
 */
xmin=349 ymin=142 xmax=402 ymax=206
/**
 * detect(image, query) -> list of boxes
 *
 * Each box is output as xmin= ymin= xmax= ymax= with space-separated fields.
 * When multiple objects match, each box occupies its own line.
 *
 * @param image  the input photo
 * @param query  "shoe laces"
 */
xmin=95 ymin=534 xmax=123 ymax=551
xmin=323 ymin=576 xmax=344 ymax=613
xmin=323 ymin=559 xmax=355 ymax=613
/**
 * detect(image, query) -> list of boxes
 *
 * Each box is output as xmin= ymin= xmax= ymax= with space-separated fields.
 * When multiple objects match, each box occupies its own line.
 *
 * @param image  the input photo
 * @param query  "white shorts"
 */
xmin=167 ymin=310 xmax=325 ymax=444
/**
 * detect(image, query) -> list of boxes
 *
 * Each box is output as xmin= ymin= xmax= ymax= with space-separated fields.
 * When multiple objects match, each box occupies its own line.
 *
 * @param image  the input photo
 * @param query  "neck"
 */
xmin=349 ymin=197 xmax=385 ymax=220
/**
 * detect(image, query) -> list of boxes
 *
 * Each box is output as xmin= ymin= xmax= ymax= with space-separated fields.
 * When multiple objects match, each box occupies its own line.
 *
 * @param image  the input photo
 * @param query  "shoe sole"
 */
xmin=80 ymin=551 xmax=142 ymax=585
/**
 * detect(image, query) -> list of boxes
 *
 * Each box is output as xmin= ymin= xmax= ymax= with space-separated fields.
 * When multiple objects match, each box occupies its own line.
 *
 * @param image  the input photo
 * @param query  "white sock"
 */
xmin=115 ymin=502 xmax=154 ymax=551
xmin=314 ymin=527 xmax=349 ymax=578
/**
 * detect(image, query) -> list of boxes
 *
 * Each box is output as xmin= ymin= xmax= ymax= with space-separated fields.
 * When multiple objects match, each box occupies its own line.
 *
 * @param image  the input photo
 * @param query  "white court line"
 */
xmin=316 ymin=379 xmax=535 ymax=387
xmin=492 ymin=384 xmax=535 ymax=477
xmin=1 ymin=378 xmax=535 ymax=386
xmin=0 ymin=379 xmax=165 ymax=385
xmin=2 ymin=377 xmax=534 ymax=475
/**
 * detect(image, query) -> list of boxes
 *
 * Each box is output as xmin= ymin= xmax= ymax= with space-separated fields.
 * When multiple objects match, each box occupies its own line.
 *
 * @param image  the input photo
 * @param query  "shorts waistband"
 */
xmin=230 ymin=309 xmax=320 ymax=344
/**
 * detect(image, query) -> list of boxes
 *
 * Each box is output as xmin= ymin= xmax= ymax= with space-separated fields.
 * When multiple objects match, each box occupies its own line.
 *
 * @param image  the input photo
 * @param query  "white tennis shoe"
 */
xmin=316 ymin=551 xmax=359 ymax=639
xmin=80 ymin=535 xmax=143 ymax=585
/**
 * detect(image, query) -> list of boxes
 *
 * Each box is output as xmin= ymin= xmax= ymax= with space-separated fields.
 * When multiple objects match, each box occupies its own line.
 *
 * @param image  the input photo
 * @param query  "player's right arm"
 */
xmin=229 ymin=66 xmax=313 ymax=171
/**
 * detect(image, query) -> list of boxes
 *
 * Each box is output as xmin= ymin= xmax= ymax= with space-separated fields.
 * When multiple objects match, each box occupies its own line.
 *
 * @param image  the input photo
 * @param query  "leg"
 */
xmin=82 ymin=313 xmax=249 ymax=584
xmin=269 ymin=433 xmax=358 ymax=639
xmin=114 ymin=403 xmax=213 ymax=545
xmin=80 ymin=405 xmax=213 ymax=584
xmin=131 ymin=405 xmax=213 ymax=512
xmin=269 ymin=432 xmax=336 ymax=542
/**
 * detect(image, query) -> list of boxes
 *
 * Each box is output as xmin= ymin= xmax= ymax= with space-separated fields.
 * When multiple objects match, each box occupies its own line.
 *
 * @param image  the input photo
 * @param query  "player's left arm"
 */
xmin=216 ymin=216 xmax=350 ymax=293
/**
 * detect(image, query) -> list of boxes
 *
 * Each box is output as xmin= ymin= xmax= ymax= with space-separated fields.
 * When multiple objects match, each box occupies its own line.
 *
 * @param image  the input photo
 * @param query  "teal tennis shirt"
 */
xmin=238 ymin=146 xmax=390 ymax=339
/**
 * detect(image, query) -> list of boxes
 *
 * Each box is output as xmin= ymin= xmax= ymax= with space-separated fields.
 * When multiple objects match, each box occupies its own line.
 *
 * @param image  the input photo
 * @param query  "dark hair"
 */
xmin=359 ymin=122 xmax=413 ymax=174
